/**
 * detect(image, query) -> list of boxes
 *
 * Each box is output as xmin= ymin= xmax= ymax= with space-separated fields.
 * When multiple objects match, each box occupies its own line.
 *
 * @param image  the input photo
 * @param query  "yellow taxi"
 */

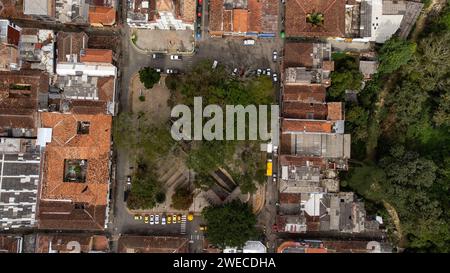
xmin=144 ymin=214 xmax=149 ymax=224
xmin=187 ymin=212 xmax=194 ymax=222
xmin=167 ymin=215 xmax=172 ymax=224
xmin=172 ymin=214 xmax=177 ymax=224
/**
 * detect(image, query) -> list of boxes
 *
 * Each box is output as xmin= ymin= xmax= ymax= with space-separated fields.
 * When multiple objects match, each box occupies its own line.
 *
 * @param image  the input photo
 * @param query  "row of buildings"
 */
xmin=22 ymin=0 xmax=116 ymax=26
xmin=208 ymin=0 xmax=422 ymax=42
xmin=0 ymin=19 xmax=117 ymax=231
xmin=0 ymin=234 xmax=191 ymax=253
xmin=273 ymin=41 xmax=382 ymax=235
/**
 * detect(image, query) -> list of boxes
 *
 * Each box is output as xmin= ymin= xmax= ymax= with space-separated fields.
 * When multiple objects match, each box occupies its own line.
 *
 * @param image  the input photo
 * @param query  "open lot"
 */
xmin=132 ymin=28 xmax=195 ymax=54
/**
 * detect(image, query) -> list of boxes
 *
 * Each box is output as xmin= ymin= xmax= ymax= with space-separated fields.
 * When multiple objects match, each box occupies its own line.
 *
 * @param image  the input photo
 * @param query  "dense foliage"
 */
xmin=113 ymin=112 xmax=175 ymax=209
xmin=171 ymin=187 xmax=194 ymax=210
xmin=174 ymin=61 xmax=275 ymax=193
xmin=343 ymin=5 xmax=450 ymax=252
xmin=327 ymin=52 xmax=363 ymax=101
xmin=139 ymin=67 xmax=161 ymax=89
xmin=202 ymin=200 xmax=258 ymax=248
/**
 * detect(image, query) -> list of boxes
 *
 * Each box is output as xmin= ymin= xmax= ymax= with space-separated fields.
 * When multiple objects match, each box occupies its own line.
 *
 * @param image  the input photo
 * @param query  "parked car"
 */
xmin=273 ymin=145 xmax=278 ymax=155
xmin=177 ymin=214 xmax=182 ymax=222
xmin=167 ymin=214 xmax=172 ymax=224
xmin=149 ymin=214 xmax=155 ymax=225
xmin=123 ymin=190 xmax=130 ymax=202
xmin=170 ymin=55 xmax=182 ymax=60
xmin=243 ymin=39 xmax=255 ymax=45
xmin=212 ymin=60 xmax=218 ymax=69
xmin=188 ymin=212 xmax=194 ymax=221
xmin=198 ymin=0 xmax=203 ymax=4
xmin=126 ymin=176 xmax=131 ymax=186
xmin=256 ymin=69 xmax=262 ymax=77
xmin=266 ymin=68 xmax=271 ymax=76
xmin=172 ymin=214 xmax=177 ymax=224
xmin=155 ymin=214 xmax=160 ymax=224
xmin=273 ymin=173 xmax=277 ymax=182
xmin=134 ymin=214 xmax=142 ymax=221
xmin=161 ymin=215 xmax=166 ymax=225
xmin=272 ymin=50 xmax=278 ymax=62
xmin=231 ymin=68 xmax=238 ymax=76
xmin=152 ymin=53 xmax=162 ymax=59
xmin=144 ymin=215 xmax=149 ymax=224
xmin=272 ymin=73 xmax=278 ymax=83
xmin=155 ymin=68 xmax=162 ymax=73
xmin=200 ymin=225 xmax=208 ymax=231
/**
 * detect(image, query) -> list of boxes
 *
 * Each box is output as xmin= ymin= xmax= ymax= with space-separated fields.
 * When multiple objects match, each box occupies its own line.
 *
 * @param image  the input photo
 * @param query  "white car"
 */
xmin=161 ymin=215 xmax=166 ymax=225
xmin=243 ymin=39 xmax=255 ymax=45
xmin=212 ymin=60 xmax=218 ymax=69
xmin=273 ymin=73 xmax=278 ymax=82
xmin=272 ymin=50 xmax=278 ymax=62
xmin=155 ymin=68 xmax=162 ymax=73
xmin=170 ymin=55 xmax=182 ymax=60
xmin=155 ymin=214 xmax=160 ymax=224
xmin=232 ymin=68 xmax=238 ymax=76
xmin=273 ymin=173 xmax=277 ymax=182
xmin=149 ymin=214 xmax=155 ymax=225
xmin=266 ymin=68 xmax=271 ymax=76
xmin=166 ymin=68 xmax=173 ymax=74
xmin=257 ymin=69 xmax=262 ymax=77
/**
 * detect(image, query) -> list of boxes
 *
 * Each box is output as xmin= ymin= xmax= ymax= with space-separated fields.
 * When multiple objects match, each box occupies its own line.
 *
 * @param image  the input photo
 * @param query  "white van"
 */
xmin=243 ymin=39 xmax=255 ymax=45
xmin=212 ymin=60 xmax=218 ymax=69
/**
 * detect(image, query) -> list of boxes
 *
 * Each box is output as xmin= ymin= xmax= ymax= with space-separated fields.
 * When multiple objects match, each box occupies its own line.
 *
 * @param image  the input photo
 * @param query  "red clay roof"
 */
xmin=284 ymin=42 xmax=315 ymax=68
xmin=279 ymin=155 xmax=327 ymax=168
xmin=327 ymin=102 xmax=343 ymax=121
xmin=118 ymin=235 xmax=189 ymax=253
xmin=35 ymin=234 xmax=108 ymax=253
xmin=80 ymin=48 xmax=113 ymax=63
xmin=233 ymin=9 xmax=249 ymax=33
xmin=0 ymin=236 xmax=20 ymax=253
xmin=282 ymin=118 xmax=333 ymax=133
xmin=283 ymin=85 xmax=326 ymax=103
xmin=283 ymin=102 xmax=328 ymax=120
xmin=89 ymin=6 xmax=116 ymax=26
xmin=285 ymin=0 xmax=345 ymax=37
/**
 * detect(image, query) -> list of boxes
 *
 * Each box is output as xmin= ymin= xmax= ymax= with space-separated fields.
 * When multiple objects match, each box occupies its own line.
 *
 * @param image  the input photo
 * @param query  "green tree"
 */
xmin=202 ymin=200 xmax=257 ymax=248
xmin=171 ymin=187 xmax=194 ymax=210
xmin=139 ymin=67 xmax=161 ymax=89
xmin=378 ymin=37 xmax=416 ymax=75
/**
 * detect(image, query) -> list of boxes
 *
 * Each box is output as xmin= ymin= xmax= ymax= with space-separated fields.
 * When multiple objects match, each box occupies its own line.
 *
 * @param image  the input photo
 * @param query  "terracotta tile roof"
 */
xmin=118 ymin=235 xmax=189 ymax=253
xmin=248 ymin=0 xmax=262 ymax=33
xmin=88 ymin=6 xmax=116 ymax=26
xmin=0 ymin=70 xmax=48 ymax=134
xmin=38 ymin=112 xmax=111 ymax=230
xmin=261 ymin=0 xmax=278 ymax=33
xmin=279 ymin=155 xmax=327 ymax=168
xmin=327 ymin=102 xmax=343 ymax=121
xmin=284 ymin=42 xmax=314 ymax=68
xmin=182 ymin=0 xmax=196 ymax=23
xmin=35 ymin=234 xmax=109 ymax=253
xmin=223 ymin=10 xmax=232 ymax=32
xmin=57 ymin=32 xmax=88 ymax=63
xmin=209 ymin=0 xmax=224 ymax=33
xmin=37 ymin=201 xmax=107 ymax=230
xmin=7 ymin=25 xmax=21 ymax=46
xmin=0 ymin=236 xmax=20 ymax=253
xmin=285 ymin=0 xmax=345 ymax=37
xmin=282 ymin=118 xmax=332 ymax=133
xmin=279 ymin=193 xmax=301 ymax=204
xmin=283 ymin=101 xmax=328 ymax=120
xmin=283 ymin=85 xmax=326 ymax=103
xmin=233 ymin=9 xmax=249 ymax=33
xmin=40 ymin=112 xmax=111 ymax=203
xmin=322 ymin=60 xmax=335 ymax=71
xmin=80 ymin=48 xmax=113 ymax=63
xmin=0 ymin=44 xmax=20 ymax=70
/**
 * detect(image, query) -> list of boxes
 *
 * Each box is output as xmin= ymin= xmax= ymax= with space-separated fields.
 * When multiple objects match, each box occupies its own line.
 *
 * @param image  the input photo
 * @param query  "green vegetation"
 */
xmin=202 ymin=200 xmax=258 ymax=248
xmin=171 ymin=187 xmax=194 ymax=210
xmin=342 ymin=5 xmax=450 ymax=252
xmin=306 ymin=12 xmax=324 ymax=26
xmin=138 ymin=95 xmax=145 ymax=102
xmin=327 ymin=52 xmax=363 ymax=101
xmin=139 ymin=67 xmax=161 ymax=89
xmin=131 ymin=32 xmax=137 ymax=44
xmin=113 ymin=112 xmax=175 ymax=209
xmin=173 ymin=60 xmax=275 ymax=193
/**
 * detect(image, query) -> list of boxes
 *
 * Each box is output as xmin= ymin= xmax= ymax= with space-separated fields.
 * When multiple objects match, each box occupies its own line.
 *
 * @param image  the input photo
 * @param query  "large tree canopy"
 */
xmin=202 ymin=200 xmax=258 ymax=248
xmin=139 ymin=67 xmax=161 ymax=89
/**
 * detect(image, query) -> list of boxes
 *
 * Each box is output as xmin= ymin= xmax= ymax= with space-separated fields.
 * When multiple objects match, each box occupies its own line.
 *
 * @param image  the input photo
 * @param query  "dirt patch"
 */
xmin=130 ymin=73 xmax=171 ymax=125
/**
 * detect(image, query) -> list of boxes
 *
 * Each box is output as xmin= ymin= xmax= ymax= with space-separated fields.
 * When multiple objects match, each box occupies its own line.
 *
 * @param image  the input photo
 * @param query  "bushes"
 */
xmin=139 ymin=67 xmax=161 ymax=89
